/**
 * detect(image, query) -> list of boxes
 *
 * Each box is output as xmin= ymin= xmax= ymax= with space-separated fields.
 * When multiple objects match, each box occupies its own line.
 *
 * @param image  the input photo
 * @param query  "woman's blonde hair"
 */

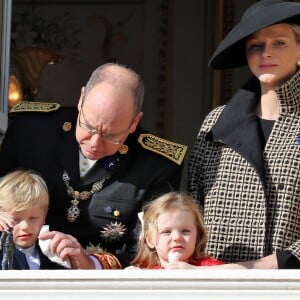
xmin=0 ymin=170 xmax=49 ymax=212
xmin=131 ymin=192 xmax=207 ymax=268
xmin=290 ymin=24 xmax=300 ymax=43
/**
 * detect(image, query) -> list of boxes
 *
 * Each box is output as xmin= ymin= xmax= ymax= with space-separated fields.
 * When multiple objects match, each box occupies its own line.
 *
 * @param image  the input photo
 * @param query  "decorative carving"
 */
xmin=213 ymin=0 xmax=235 ymax=106
xmin=156 ymin=0 xmax=170 ymax=137
xmin=88 ymin=15 xmax=127 ymax=63
xmin=10 ymin=46 xmax=63 ymax=101
xmin=10 ymin=8 xmax=80 ymax=101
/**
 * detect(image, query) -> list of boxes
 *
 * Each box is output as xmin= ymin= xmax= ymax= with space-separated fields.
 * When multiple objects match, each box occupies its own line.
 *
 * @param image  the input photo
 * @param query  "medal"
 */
xmin=100 ymin=221 xmax=126 ymax=242
xmin=63 ymin=170 xmax=110 ymax=222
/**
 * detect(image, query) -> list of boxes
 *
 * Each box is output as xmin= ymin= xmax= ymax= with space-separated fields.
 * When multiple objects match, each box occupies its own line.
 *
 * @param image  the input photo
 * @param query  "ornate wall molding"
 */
xmin=155 ymin=0 xmax=170 ymax=137
xmin=213 ymin=0 xmax=234 ymax=106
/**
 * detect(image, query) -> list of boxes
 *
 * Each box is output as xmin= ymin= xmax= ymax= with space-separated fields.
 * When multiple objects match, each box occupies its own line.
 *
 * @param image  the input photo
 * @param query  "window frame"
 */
xmin=0 ymin=0 xmax=12 ymax=141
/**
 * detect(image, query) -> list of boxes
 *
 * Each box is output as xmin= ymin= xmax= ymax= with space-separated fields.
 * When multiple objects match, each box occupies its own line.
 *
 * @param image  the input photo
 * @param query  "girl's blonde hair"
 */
xmin=131 ymin=192 xmax=207 ymax=268
xmin=0 ymin=170 xmax=49 ymax=212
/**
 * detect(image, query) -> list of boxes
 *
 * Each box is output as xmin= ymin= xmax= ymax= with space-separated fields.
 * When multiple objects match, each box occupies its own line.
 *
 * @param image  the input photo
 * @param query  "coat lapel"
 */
xmin=209 ymin=77 xmax=265 ymax=182
xmin=13 ymin=249 xmax=29 ymax=270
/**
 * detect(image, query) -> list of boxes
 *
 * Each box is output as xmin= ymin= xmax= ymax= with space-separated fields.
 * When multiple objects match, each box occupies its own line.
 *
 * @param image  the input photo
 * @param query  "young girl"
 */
xmin=130 ymin=192 xmax=223 ymax=269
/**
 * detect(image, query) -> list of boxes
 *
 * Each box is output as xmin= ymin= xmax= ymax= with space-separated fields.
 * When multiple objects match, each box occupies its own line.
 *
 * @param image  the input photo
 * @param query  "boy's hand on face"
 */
xmin=38 ymin=230 xmax=95 ymax=269
xmin=0 ymin=211 xmax=15 ymax=231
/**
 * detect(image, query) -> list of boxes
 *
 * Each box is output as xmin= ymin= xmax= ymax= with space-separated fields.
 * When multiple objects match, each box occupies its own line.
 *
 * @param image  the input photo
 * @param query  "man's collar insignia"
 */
xmin=138 ymin=133 xmax=187 ymax=166
xmin=102 ymin=157 xmax=119 ymax=172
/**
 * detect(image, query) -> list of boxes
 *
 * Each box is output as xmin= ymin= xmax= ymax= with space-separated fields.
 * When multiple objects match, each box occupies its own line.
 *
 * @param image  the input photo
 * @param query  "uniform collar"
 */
xmin=210 ymin=70 xmax=300 ymax=143
xmin=210 ymin=76 xmax=260 ymax=140
xmin=208 ymin=70 xmax=300 ymax=183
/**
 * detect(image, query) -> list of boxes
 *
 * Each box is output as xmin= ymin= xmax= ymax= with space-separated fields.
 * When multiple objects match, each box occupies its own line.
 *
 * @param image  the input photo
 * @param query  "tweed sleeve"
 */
xmin=187 ymin=106 xmax=224 ymax=206
xmin=277 ymin=250 xmax=300 ymax=269
xmin=188 ymin=129 xmax=206 ymax=206
xmin=286 ymin=242 xmax=300 ymax=263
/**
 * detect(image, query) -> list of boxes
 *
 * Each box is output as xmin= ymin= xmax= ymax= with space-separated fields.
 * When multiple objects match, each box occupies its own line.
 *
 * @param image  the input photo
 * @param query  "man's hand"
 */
xmin=38 ymin=230 xmax=95 ymax=269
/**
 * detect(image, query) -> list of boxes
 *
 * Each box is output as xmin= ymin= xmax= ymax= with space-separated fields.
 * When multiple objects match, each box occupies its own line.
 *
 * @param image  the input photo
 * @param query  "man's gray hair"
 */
xmin=83 ymin=63 xmax=144 ymax=116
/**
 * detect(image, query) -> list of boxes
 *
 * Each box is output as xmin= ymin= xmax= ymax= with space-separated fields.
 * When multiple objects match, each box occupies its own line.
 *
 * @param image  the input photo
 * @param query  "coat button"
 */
xmin=235 ymin=142 xmax=241 ymax=147
xmin=114 ymin=210 xmax=121 ymax=217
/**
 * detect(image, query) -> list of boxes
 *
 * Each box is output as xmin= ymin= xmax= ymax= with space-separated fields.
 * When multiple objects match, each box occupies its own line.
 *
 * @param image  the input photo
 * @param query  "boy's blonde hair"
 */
xmin=131 ymin=192 xmax=208 ymax=268
xmin=0 ymin=170 xmax=49 ymax=212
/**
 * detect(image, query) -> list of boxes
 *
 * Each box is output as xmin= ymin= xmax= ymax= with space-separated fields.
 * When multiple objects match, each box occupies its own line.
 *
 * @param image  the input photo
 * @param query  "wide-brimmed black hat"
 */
xmin=209 ymin=0 xmax=300 ymax=70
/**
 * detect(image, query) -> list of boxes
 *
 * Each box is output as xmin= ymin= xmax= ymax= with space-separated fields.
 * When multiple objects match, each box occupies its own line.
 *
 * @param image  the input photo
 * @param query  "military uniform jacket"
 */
xmin=0 ymin=107 xmax=186 ymax=266
xmin=188 ymin=71 xmax=300 ymax=266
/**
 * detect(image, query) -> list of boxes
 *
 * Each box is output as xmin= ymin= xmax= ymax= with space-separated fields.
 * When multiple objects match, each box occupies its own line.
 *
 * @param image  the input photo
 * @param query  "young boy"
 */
xmin=0 ymin=170 xmax=67 ymax=269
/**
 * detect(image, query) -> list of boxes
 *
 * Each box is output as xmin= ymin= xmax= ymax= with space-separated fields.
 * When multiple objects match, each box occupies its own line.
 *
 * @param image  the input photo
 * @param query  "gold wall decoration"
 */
xmin=10 ymin=46 xmax=63 ymax=101
xmin=8 ymin=75 xmax=23 ymax=108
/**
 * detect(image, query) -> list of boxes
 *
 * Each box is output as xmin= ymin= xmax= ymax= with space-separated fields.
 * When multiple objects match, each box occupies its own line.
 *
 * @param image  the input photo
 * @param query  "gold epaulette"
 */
xmin=138 ymin=133 xmax=188 ymax=166
xmin=10 ymin=101 xmax=61 ymax=113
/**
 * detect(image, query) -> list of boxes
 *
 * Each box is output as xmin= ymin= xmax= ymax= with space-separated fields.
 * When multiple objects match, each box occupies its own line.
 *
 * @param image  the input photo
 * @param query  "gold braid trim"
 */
xmin=85 ymin=243 xmax=122 ymax=269
xmin=10 ymin=101 xmax=61 ymax=113
xmin=138 ymin=133 xmax=187 ymax=166
xmin=91 ymin=253 xmax=122 ymax=269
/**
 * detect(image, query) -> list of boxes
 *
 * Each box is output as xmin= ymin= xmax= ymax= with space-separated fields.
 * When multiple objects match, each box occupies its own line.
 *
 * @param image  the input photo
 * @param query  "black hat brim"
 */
xmin=209 ymin=0 xmax=300 ymax=70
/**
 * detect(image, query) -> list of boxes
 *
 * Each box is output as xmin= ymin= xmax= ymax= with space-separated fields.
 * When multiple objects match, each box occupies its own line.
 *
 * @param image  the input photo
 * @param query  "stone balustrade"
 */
xmin=0 ymin=269 xmax=300 ymax=299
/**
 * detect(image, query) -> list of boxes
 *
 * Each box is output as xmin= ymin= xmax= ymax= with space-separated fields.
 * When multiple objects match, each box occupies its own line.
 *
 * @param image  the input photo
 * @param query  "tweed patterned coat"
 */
xmin=188 ymin=71 xmax=300 ymax=264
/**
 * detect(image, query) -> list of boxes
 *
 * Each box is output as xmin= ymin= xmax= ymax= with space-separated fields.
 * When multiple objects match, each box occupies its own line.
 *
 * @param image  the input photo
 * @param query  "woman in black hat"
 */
xmin=187 ymin=0 xmax=300 ymax=269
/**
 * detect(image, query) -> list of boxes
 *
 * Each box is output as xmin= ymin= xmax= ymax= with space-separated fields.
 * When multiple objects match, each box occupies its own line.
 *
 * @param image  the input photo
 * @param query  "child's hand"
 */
xmin=164 ymin=261 xmax=199 ymax=269
xmin=0 ymin=211 xmax=15 ymax=231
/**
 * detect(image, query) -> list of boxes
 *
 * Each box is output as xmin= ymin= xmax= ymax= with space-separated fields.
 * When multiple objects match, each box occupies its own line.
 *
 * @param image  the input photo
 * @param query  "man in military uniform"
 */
xmin=0 ymin=63 xmax=187 ymax=268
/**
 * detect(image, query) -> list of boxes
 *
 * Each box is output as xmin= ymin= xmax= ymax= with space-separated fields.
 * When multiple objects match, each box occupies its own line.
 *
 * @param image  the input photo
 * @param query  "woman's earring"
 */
xmin=118 ymin=144 xmax=129 ymax=155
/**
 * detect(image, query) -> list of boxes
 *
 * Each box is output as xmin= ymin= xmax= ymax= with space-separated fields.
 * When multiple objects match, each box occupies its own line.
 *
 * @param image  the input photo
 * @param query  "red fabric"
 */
xmin=194 ymin=256 xmax=224 ymax=266
xmin=149 ymin=256 xmax=224 ymax=269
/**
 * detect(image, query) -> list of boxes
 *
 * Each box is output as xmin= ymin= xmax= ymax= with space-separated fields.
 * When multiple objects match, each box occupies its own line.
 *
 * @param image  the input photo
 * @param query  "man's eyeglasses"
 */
xmin=78 ymin=108 xmax=132 ymax=145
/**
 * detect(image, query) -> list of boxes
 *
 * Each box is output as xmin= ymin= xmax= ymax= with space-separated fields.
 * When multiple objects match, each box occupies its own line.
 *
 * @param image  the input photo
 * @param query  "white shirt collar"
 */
xmin=79 ymin=150 xmax=97 ymax=177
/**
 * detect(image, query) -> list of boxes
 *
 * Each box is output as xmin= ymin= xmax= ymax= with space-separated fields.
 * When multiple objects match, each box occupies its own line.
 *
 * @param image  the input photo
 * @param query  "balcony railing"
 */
xmin=0 ymin=269 xmax=300 ymax=299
